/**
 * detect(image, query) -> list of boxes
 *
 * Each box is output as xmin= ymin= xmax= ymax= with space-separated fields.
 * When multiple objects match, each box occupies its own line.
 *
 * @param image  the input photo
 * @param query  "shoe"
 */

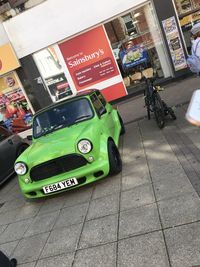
xmin=10 ymin=258 xmax=17 ymax=267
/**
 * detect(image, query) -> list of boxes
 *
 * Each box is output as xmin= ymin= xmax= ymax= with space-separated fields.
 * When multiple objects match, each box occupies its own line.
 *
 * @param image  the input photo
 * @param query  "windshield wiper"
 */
xmin=74 ymin=115 xmax=91 ymax=123
xmin=40 ymin=128 xmax=54 ymax=137
xmin=52 ymin=123 xmax=69 ymax=130
xmin=40 ymin=123 xmax=69 ymax=137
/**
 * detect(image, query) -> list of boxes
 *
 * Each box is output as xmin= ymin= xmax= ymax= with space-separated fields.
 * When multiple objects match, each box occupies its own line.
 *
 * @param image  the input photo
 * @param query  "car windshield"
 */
xmin=33 ymin=98 xmax=93 ymax=138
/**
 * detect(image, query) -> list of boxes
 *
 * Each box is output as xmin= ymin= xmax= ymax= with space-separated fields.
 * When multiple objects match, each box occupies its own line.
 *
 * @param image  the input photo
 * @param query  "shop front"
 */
xmin=28 ymin=1 xmax=189 ymax=102
xmin=2 ymin=0 xmax=190 ymax=107
xmin=104 ymin=1 xmax=189 ymax=94
xmin=0 ymin=43 xmax=33 ymax=133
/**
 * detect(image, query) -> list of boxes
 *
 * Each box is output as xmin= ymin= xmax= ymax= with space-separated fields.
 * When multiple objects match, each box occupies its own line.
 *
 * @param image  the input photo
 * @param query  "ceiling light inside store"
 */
xmin=133 ymin=12 xmax=141 ymax=18
xmin=132 ymin=20 xmax=138 ymax=24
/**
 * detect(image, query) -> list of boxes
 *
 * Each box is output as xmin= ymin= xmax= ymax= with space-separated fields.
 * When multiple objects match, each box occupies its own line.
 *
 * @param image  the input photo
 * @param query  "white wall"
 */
xmin=0 ymin=23 xmax=9 ymax=46
xmin=3 ymin=0 xmax=147 ymax=58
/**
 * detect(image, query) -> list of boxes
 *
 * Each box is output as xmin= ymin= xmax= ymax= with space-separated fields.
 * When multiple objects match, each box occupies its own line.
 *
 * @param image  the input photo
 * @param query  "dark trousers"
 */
xmin=0 ymin=251 xmax=12 ymax=267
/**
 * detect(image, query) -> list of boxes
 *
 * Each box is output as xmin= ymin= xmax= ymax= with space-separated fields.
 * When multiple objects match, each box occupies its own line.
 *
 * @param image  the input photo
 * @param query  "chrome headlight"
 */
xmin=78 ymin=140 xmax=92 ymax=154
xmin=14 ymin=162 xmax=27 ymax=175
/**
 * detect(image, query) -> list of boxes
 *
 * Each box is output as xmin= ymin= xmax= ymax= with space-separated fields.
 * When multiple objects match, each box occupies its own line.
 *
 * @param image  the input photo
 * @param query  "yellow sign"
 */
xmin=0 ymin=43 xmax=20 ymax=76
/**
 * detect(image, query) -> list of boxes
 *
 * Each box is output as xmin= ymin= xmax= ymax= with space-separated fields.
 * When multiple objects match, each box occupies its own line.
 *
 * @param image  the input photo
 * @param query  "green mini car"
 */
xmin=14 ymin=89 xmax=125 ymax=198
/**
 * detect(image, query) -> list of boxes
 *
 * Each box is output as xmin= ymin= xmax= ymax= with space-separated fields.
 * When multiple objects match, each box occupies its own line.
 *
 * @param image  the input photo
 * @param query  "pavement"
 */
xmin=0 ymin=75 xmax=200 ymax=266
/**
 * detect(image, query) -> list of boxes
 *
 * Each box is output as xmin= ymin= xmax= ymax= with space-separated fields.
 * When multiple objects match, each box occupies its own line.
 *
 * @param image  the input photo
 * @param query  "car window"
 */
xmin=33 ymin=98 xmax=93 ymax=138
xmin=96 ymin=90 xmax=107 ymax=106
xmin=90 ymin=93 xmax=106 ymax=115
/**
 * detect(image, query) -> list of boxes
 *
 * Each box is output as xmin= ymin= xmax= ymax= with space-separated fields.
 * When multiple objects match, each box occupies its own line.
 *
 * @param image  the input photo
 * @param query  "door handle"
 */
xmin=8 ymin=139 xmax=13 ymax=145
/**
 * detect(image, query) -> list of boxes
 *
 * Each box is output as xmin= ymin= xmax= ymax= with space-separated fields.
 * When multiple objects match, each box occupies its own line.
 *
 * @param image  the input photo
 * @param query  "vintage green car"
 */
xmin=14 ymin=89 xmax=125 ymax=198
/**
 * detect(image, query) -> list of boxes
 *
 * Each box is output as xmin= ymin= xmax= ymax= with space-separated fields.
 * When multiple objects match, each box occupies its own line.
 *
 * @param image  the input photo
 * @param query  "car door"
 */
xmin=0 ymin=128 xmax=17 ymax=183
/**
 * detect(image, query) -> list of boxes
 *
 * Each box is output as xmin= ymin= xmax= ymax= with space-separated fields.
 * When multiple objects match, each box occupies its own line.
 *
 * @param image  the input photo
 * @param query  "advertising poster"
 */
xmin=119 ymin=44 xmax=148 ymax=70
xmin=58 ymin=26 xmax=127 ymax=101
xmin=33 ymin=46 xmax=72 ymax=102
xmin=0 ymin=72 xmax=32 ymax=133
xmin=175 ymin=0 xmax=192 ymax=15
xmin=162 ymin=16 xmax=187 ymax=71
xmin=0 ymin=43 xmax=20 ymax=76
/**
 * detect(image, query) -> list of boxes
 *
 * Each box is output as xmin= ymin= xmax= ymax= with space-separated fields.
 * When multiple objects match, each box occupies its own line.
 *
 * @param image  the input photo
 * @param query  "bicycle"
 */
xmin=141 ymin=68 xmax=176 ymax=129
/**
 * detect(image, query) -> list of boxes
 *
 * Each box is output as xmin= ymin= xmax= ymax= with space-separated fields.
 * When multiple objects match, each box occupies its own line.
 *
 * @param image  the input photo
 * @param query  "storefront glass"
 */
xmin=33 ymin=45 xmax=73 ymax=102
xmin=0 ymin=72 xmax=33 ymax=133
xmin=104 ymin=2 xmax=171 ymax=92
xmin=174 ymin=0 xmax=200 ymax=52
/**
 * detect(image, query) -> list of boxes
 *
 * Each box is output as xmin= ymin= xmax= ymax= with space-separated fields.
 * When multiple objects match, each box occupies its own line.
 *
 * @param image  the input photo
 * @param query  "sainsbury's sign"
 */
xmin=67 ymin=48 xmax=105 ymax=68
xmin=58 ymin=26 xmax=119 ymax=90
xmin=58 ymin=25 xmax=127 ymax=101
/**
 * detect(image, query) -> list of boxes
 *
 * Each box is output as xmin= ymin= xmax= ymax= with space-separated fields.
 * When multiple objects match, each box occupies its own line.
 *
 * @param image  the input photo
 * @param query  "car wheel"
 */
xmin=118 ymin=113 xmax=125 ymax=135
xmin=108 ymin=140 xmax=122 ymax=175
xmin=16 ymin=144 xmax=29 ymax=158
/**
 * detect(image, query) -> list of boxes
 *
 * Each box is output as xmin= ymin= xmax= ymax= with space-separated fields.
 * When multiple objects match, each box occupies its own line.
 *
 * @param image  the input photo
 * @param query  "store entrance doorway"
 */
xmin=104 ymin=2 xmax=172 ymax=95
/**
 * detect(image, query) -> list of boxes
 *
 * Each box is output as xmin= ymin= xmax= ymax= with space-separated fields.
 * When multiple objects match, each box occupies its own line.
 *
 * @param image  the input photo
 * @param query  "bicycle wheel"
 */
xmin=145 ymin=96 xmax=151 ymax=120
xmin=153 ymin=92 xmax=165 ymax=129
xmin=168 ymin=107 xmax=177 ymax=120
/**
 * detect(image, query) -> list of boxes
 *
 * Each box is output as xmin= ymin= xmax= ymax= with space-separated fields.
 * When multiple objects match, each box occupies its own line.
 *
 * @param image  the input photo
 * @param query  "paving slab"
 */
xmin=158 ymin=191 xmax=200 ymax=228
xmin=0 ymin=240 xmax=19 ymax=257
xmin=11 ymin=232 xmax=49 ymax=264
xmin=119 ymin=203 xmax=161 ymax=239
xmin=0 ymin=219 xmax=33 ymax=244
xmin=86 ymin=193 xmax=119 ymax=221
xmin=53 ymin=203 xmax=88 ymax=229
xmin=37 ymin=195 xmax=66 ymax=215
xmin=154 ymin=174 xmax=195 ymax=201
xmin=36 ymin=252 xmax=74 ymax=267
xmin=120 ymin=183 xmax=155 ymax=211
xmin=164 ymin=221 xmax=200 ymax=267
xmin=24 ymin=211 xmax=59 ymax=237
xmin=0 ymin=224 xmax=7 ymax=235
xmin=121 ymin=158 xmax=151 ymax=190
xmin=117 ymin=231 xmax=170 ymax=267
xmin=92 ymin=176 xmax=121 ymax=200
xmin=73 ymin=243 xmax=117 ymax=267
xmin=40 ymin=223 xmax=82 ymax=258
xmin=15 ymin=203 xmax=42 ymax=222
xmin=0 ymin=209 xmax=21 ymax=226
xmin=18 ymin=262 xmax=36 ymax=267
xmin=78 ymin=214 xmax=118 ymax=249
xmin=0 ymin=197 xmax=27 ymax=214
xmin=62 ymin=186 xmax=93 ymax=208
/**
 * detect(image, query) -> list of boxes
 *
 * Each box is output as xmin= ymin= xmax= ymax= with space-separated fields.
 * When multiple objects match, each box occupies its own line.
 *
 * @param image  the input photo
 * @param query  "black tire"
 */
xmin=118 ymin=113 xmax=125 ymax=135
xmin=16 ymin=144 xmax=29 ymax=158
xmin=108 ymin=140 xmax=122 ymax=175
xmin=153 ymin=93 xmax=165 ymax=129
xmin=168 ymin=107 xmax=177 ymax=120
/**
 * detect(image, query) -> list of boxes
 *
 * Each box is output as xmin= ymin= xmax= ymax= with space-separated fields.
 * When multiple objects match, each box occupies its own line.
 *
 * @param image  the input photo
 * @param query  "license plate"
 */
xmin=43 ymin=178 xmax=78 ymax=194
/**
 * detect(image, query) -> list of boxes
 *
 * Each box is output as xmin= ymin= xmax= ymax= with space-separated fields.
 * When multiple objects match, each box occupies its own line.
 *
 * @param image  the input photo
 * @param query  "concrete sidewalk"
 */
xmin=118 ymin=74 xmax=200 ymax=124
xmin=0 ymin=76 xmax=200 ymax=266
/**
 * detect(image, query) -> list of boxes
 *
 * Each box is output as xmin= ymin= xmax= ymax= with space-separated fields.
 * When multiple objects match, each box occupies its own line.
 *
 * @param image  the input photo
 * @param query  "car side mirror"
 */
xmin=27 ymin=135 xmax=32 ymax=141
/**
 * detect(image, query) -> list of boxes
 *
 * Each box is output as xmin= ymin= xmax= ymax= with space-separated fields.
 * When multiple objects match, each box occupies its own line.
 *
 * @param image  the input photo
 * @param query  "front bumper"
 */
xmin=18 ymin=156 xmax=110 ymax=198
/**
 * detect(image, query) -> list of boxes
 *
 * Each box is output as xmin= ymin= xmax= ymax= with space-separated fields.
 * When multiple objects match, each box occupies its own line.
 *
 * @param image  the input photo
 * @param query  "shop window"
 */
xmin=174 ymin=0 xmax=200 ymax=15
xmin=104 ymin=3 xmax=172 ymax=93
xmin=33 ymin=45 xmax=73 ymax=102
xmin=0 ymin=72 xmax=33 ymax=133
xmin=122 ymin=14 xmax=138 ymax=36
xmin=175 ymin=0 xmax=200 ymax=53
